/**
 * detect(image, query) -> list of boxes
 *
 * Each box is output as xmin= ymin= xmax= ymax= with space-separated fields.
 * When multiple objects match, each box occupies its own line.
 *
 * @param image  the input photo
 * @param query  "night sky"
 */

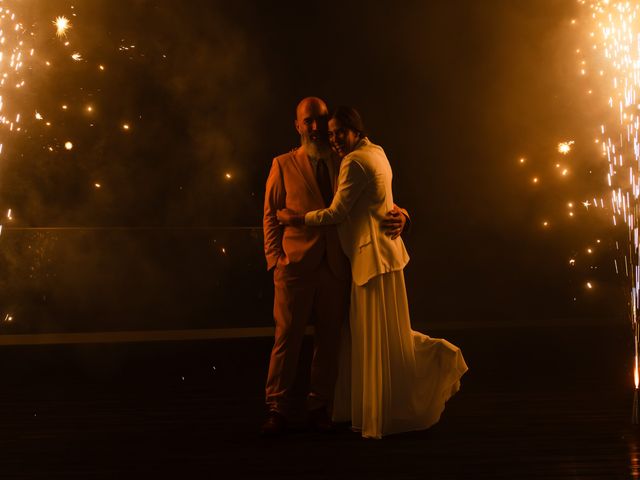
xmin=0 ymin=0 xmax=627 ymax=333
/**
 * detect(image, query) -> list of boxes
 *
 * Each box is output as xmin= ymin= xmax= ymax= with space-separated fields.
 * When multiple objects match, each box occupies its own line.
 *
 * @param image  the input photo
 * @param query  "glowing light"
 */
xmin=225 ymin=173 xmax=232 ymax=179
xmin=586 ymin=282 xmax=593 ymax=289
xmin=71 ymin=52 xmax=82 ymax=61
xmin=569 ymin=259 xmax=576 ymax=266
xmin=94 ymin=183 xmax=101 ymax=188
xmin=53 ymin=16 xmax=71 ymax=38
xmin=532 ymin=177 xmax=539 ymax=184
xmin=122 ymin=123 xmax=130 ymax=130
xmin=64 ymin=141 xmax=73 ymax=150
xmin=558 ymin=141 xmax=575 ymax=154
xmin=519 ymin=157 xmax=525 ymax=164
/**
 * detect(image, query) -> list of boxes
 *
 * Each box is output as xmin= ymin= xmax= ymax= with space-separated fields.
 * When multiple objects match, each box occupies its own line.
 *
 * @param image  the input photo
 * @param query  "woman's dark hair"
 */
xmin=330 ymin=106 xmax=367 ymax=138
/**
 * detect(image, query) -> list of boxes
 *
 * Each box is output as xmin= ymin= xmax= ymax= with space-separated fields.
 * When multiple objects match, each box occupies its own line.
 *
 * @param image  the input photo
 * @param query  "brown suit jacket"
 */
xmin=263 ymin=147 xmax=349 ymax=280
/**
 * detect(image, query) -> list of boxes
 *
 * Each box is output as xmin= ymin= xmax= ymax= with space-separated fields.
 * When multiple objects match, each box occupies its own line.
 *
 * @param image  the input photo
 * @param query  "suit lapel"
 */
xmin=292 ymin=148 xmax=324 ymax=204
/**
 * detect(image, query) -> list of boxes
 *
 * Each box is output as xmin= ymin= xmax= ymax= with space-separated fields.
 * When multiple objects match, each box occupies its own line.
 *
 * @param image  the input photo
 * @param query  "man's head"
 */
xmin=295 ymin=97 xmax=330 ymax=159
xmin=328 ymin=106 xmax=366 ymax=158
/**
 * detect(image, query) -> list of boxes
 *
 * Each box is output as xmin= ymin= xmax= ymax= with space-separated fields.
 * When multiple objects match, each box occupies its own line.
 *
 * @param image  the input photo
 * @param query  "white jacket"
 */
xmin=305 ymin=138 xmax=409 ymax=285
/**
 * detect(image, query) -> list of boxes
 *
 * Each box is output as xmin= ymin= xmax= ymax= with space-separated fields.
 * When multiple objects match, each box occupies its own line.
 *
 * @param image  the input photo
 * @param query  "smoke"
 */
xmin=0 ymin=0 xmax=273 ymax=333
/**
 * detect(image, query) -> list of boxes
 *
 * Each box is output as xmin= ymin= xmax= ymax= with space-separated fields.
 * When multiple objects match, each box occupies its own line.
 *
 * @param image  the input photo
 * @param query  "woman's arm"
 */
xmin=304 ymin=156 xmax=368 ymax=226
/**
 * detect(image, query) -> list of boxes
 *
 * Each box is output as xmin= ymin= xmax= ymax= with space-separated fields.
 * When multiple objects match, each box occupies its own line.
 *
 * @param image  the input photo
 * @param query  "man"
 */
xmin=262 ymin=97 xmax=407 ymax=435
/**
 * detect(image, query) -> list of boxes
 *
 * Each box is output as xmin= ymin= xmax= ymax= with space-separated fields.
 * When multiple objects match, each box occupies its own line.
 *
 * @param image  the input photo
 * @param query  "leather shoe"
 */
xmin=308 ymin=407 xmax=336 ymax=433
xmin=260 ymin=411 xmax=287 ymax=437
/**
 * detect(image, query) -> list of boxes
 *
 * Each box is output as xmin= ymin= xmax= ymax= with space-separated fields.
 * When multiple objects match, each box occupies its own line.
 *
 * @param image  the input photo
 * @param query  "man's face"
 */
xmin=328 ymin=118 xmax=360 ymax=158
xmin=295 ymin=101 xmax=329 ymax=154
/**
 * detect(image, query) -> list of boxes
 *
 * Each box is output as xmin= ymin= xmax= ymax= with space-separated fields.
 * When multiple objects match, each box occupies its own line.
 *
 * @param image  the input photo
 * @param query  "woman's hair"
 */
xmin=330 ymin=106 xmax=367 ymax=138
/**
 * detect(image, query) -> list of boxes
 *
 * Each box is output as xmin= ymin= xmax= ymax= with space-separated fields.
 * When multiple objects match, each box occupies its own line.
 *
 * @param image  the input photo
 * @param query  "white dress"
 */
xmin=304 ymin=138 xmax=468 ymax=438
xmin=332 ymin=270 xmax=468 ymax=439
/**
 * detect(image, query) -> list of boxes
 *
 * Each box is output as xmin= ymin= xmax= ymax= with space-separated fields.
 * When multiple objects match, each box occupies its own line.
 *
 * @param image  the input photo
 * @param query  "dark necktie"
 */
xmin=315 ymin=158 xmax=334 ymax=207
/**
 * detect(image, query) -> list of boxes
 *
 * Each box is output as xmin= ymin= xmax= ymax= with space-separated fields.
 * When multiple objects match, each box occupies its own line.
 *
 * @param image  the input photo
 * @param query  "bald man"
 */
xmin=262 ymin=97 xmax=407 ymax=435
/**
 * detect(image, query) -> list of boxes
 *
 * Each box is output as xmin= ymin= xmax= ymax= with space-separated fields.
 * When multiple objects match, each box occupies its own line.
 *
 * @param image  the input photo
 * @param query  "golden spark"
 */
xmin=558 ymin=141 xmax=575 ymax=155
xmin=54 ymin=16 xmax=71 ymax=38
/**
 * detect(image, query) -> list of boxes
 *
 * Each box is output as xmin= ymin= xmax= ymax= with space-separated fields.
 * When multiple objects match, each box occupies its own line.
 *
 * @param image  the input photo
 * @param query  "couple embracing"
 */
xmin=262 ymin=97 xmax=467 ymax=439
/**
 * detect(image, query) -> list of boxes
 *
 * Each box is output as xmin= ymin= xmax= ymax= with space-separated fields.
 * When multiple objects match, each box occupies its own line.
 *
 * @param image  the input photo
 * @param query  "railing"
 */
xmin=0 ymin=226 xmax=273 ymax=335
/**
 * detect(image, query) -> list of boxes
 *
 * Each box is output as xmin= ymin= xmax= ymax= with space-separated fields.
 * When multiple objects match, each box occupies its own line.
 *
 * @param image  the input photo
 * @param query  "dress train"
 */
xmin=332 ymin=270 xmax=468 ymax=439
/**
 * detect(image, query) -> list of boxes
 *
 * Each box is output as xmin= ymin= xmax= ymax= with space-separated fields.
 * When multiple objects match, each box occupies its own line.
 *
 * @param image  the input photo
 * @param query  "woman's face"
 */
xmin=328 ymin=118 xmax=360 ymax=158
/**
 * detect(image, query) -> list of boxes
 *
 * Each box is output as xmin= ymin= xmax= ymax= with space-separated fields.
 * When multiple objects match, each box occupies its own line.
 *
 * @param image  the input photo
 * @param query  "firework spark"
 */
xmin=558 ymin=140 xmax=575 ymax=154
xmin=54 ymin=16 xmax=71 ymax=38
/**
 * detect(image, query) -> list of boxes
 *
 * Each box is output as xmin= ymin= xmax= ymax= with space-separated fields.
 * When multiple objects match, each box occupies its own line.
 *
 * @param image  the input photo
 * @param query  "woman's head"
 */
xmin=328 ymin=106 xmax=367 ymax=158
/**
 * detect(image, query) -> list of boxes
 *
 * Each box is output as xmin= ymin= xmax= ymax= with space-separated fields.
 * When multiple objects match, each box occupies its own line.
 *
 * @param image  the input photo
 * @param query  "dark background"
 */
xmin=0 ymin=0 xmax=627 ymax=333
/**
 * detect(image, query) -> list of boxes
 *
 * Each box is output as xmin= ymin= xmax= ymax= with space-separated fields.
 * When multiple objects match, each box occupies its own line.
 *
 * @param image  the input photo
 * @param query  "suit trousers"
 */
xmin=266 ymin=257 xmax=349 ymax=415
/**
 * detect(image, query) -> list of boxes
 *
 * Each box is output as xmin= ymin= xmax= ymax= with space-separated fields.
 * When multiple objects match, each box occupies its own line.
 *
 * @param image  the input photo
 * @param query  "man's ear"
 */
xmin=294 ymin=119 xmax=301 ymax=135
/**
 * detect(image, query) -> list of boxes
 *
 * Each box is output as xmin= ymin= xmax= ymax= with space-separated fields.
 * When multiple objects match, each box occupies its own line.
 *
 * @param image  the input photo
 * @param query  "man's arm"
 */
xmin=263 ymin=158 xmax=286 ymax=270
xmin=382 ymin=205 xmax=411 ymax=239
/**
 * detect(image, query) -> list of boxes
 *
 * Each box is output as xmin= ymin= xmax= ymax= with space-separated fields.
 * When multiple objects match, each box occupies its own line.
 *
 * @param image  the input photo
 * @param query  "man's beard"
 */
xmin=302 ymin=135 xmax=331 ymax=160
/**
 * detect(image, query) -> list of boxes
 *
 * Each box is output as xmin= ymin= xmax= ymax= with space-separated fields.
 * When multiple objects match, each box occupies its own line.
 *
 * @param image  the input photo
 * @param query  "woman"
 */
xmin=277 ymin=106 xmax=467 ymax=439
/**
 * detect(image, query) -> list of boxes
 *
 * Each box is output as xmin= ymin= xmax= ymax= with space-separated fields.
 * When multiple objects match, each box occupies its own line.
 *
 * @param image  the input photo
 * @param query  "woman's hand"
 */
xmin=277 ymin=209 xmax=305 ymax=226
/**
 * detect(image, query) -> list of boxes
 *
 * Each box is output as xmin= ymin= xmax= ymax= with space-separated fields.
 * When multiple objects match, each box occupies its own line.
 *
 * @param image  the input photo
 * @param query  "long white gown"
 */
xmin=303 ymin=137 xmax=468 ymax=438
xmin=332 ymin=270 xmax=468 ymax=439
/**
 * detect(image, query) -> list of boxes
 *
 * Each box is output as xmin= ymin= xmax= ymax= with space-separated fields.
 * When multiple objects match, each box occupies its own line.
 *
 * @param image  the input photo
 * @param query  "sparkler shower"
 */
xmin=572 ymin=0 xmax=640 ymax=411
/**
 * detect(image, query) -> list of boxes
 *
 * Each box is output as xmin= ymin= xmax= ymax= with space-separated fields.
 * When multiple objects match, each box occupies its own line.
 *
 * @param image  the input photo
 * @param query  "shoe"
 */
xmin=308 ymin=407 xmax=336 ymax=433
xmin=260 ymin=411 xmax=287 ymax=437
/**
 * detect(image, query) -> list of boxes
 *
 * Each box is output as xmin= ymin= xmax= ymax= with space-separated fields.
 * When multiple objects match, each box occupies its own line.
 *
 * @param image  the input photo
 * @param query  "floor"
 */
xmin=0 ymin=322 xmax=637 ymax=479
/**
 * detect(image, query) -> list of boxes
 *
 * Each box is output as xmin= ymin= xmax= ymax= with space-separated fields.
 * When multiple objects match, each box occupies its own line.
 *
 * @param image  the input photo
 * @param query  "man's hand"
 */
xmin=277 ymin=209 xmax=305 ymax=226
xmin=381 ymin=206 xmax=407 ymax=239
